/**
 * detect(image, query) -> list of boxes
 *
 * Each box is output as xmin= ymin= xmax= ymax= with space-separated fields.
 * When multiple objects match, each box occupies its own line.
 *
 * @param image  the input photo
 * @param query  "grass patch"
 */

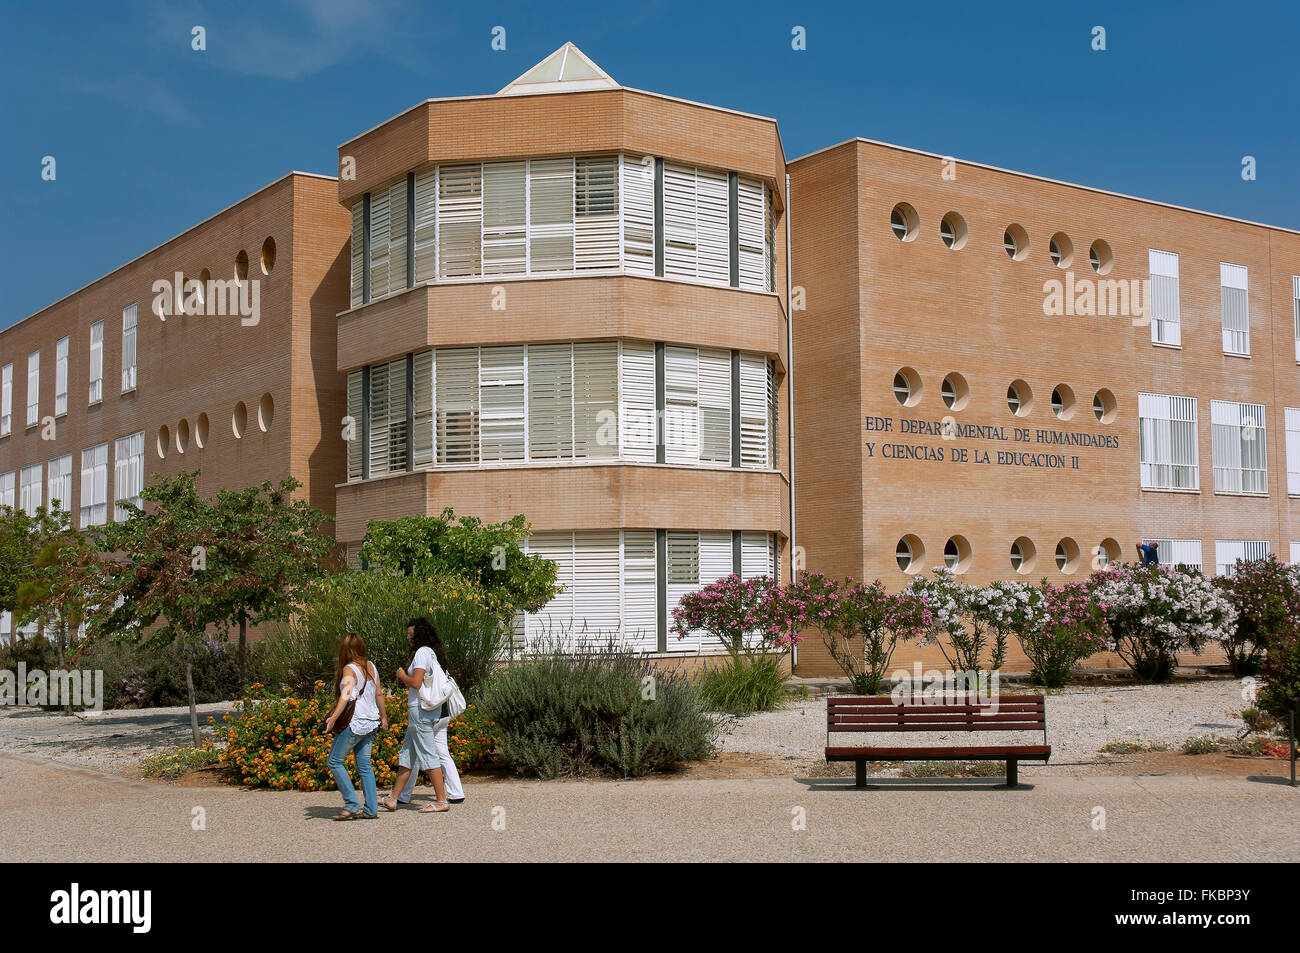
xmin=141 ymin=745 xmax=222 ymax=781
xmin=900 ymin=760 xmax=1006 ymax=779
xmin=1099 ymin=739 xmax=1169 ymax=755
xmin=698 ymin=654 xmax=787 ymax=716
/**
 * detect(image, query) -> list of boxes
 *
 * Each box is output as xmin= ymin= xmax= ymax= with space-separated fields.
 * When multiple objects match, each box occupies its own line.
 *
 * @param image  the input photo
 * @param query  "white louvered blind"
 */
xmin=741 ymin=532 xmax=775 ymax=580
xmin=1292 ymin=542 xmax=1300 ymax=565
xmin=369 ymin=187 xmax=391 ymax=298
xmin=621 ymin=155 xmax=655 ymax=276
xmin=0 ymin=363 xmax=11 ymax=436
xmin=121 ymin=304 xmax=137 ymax=392
xmin=666 ymin=531 xmax=701 ymax=652
xmin=435 ymin=348 xmax=479 ymax=464
xmin=698 ymin=348 xmax=731 ymax=464
xmin=739 ymin=354 xmax=770 ymax=468
xmin=1293 ymin=276 xmax=1299 ymax=363
xmin=1220 ymin=262 xmax=1249 ymax=355
xmin=573 ymin=531 xmax=621 ymax=644
xmin=438 ymin=165 xmax=483 ymax=278
xmin=529 ymin=158 xmax=575 ymax=273
xmin=88 ymin=320 xmax=104 ymax=404
xmin=1215 ymin=539 xmax=1270 ymax=576
xmin=662 ymin=163 xmax=697 ymax=281
xmin=482 ymin=162 xmax=527 ymax=275
xmin=479 ymin=345 xmax=526 ymax=462
xmin=664 ymin=346 xmax=699 ymax=463
xmin=47 ymin=454 xmax=72 ymax=514
xmin=79 ymin=443 xmax=108 ymax=528
xmin=526 ymin=532 xmax=575 ymax=645
xmin=54 ymin=337 xmax=68 ymax=416
xmin=388 ymin=179 xmax=408 ymax=292
xmin=574 ymin=342 xmax=618 ymax=459
xmin=1138 ymin=392 xmax=1199 ymax=490
xmin=620 ymin=341 xmax=656 ymax=462
xmin=737 ymin=178 xmax=766 ymax=290
xmin=1212 ymin=399 xmax=1267 ymax=494
xmin=696 ymin=168 xmax=729 ymax=285
xmin=528 ymin=343 xmax=573 ymax=459
xmin=412 ymin=350 xmax=434 ymax=468
xmin=1149 ymin=249 xmax=1181 ymax=346
xmin=767 ymin=359 xmax=779 ymax=469
xmin=350 ymin=201 xmax=365 ymax=307
xmin=413 ymin=170 xmax=437 ymax=283
xmin=575 ymin=157 xmax=619 ymax=271
xmin=696 ymin=531 xmax=735 ymax=651
xmin=26 ymin=351 xmax=38 ymax=427
xmin=621 ymin=530 xmax=658 ymax=652
xmin=368 ymin=358 xmax=408 ymax=477
xmin=346 ymin=370 xmax=364 ymax=481
xmin=1287 ymin=406 xmax=1300 ymax=496
xmin=19 ymin=464 xmax=41 ymax=516
xmin=0 ymin=471 xmax=13 ymax=511
xmin=113 ymin=431 xmax=144 ymax=521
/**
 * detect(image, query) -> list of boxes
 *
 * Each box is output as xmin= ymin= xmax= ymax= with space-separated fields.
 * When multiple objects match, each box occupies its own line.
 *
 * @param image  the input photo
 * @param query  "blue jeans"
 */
xmin=328 ymin=726 xmax=378 ymax=816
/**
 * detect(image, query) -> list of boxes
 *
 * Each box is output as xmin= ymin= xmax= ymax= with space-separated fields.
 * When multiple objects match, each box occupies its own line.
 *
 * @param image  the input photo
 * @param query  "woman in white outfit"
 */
xmin=397 ymin=618 xmax=464 ymax=804
xmin=379 ymin=618 xmax=455 ymax=813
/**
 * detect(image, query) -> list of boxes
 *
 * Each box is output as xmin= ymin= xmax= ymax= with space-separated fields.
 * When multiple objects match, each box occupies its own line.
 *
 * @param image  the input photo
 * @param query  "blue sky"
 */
xmin=2 ymin=0 xmax=1296 ymax=327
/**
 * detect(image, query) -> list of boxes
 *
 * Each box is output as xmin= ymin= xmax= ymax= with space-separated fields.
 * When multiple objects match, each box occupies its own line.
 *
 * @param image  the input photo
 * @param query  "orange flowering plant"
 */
xmin=211 ymin=681 xmax=498 ymax=791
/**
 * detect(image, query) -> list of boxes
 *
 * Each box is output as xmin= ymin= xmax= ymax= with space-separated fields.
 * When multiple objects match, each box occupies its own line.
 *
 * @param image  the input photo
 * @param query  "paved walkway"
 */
xmin=2 ymin=751 xmax=1295 ymax=862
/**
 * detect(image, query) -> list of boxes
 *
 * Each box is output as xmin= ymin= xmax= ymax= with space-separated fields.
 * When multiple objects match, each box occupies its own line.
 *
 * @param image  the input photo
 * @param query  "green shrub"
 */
xmin=480 ymin=640 xmax=720 ymax=779
xmin=1258 ymin=628 xmax=1300 ymax=723
xmin=698 ymin=654 xmax=787 ymax=715
xmin=261 ymin=571 xmax=506 ymax=699
xmin=141 ymin=745 xmax=222 ymax=780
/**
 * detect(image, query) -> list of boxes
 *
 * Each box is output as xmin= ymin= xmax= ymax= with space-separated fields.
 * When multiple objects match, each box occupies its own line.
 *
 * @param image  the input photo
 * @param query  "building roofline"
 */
xmin=3 ymin=171 xmax=338 ymax=336
xmin=789 ymin=136 xmax=1300 ymax=237
xmin=336 ymin=85 xmax=782 ymax=152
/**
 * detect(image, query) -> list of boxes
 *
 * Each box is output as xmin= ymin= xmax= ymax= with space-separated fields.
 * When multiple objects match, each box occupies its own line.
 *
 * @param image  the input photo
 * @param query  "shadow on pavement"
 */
xmin=796 ymin=777 xmax=1035 ymax=792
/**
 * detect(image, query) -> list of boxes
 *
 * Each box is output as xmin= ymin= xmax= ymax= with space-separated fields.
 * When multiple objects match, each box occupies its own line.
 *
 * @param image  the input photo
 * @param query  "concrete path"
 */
xmin=2 ymin=751 xmax=1295 ymax=862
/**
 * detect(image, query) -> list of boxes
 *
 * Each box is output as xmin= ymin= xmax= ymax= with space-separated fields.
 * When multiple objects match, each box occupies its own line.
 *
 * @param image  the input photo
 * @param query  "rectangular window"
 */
xmin=1 ymin=363 xmax=11 ymax=436
xmin=89 ymin=320 xmax=104 ymax=403
xmin=1291 ymin=542 xmax=1300 ymax=564
xmin=1294 ymin=276 xmax=1299 ymax=363
xmin=0 ymin=471 xmax=13 ymax=510
xmin=529 ymin=158 xmax=576 ymax=273
xmin=435 ymin=347 xmax=479 ymax=464
xmin=19 ymin=464 xmax=42 ymax=516
xmin=666 ymin=531 xmax=700 ymax=585
xmin=482 ymin=161 xmax=527 ymax=276
xmin=619 ymin=340 xmax=656 ymax=462
xmin=1286 ymin=406 xmax=1300 ymax=496
xmin=412 ymin=350 xmax=433 ymax=468
xmin=1138 ymin=392 xmax=1199 ymax=490
xmin=55 ymin=337 xmax=69 ymax=415
xmin=121 ymin=304 xmax=137 ymax=392
xmin=527 ymin=343 xmax=574 ymax=460
xmin=346 ymin=370 xmax=365 ymax=481
xmin=479 ymin=346 xmax=526 ymax=462
xmin=1220 ymin=263 xmax=1249 ymax=356
xmin=662 ymin=164 xmax=729 ymax=286
xmin=1141 ymin=538 xmax=1203 ymax=572
xmin=739 ymin=354 xmax=771 ymax=468
xmin=438 ymin=164 xmax=483 ymax=279
xmin=80 ymin=443 xmax=108 ymax=527
xmin=368 ymin=180 xmax=408 ymax=299
xmin=574 ymin=157 xmax=619 ymax=271
xmin=27 ymin=350 xmax=39 ymax=426
xmin=621 ymin=155 xmax=655 ymax=276
xmin=1148 ymin=249 xmax=1180 ymax=347
xmin=663 ymin=346 xmax=699 ymax=463
xmin=1212 ymin=399 xmax=1267 ymax=494
xmin=413 ymin=171 xmax=437 ymax=284
xmin=367 ymin=358 xmax=408 ymax=477
xmin=737 ymin=178 xmax=768 ymax=291
xmin=697 ymin=349 xmax=731 ymax=465
xmin=1215 ymin=540 xmax=1270 ymax=577
xmin=350 ymin=201 xmax=365 ymax=307
xmin=573 ymin=342 xmax=618 ymax=460
xmin=0 ymin=610 xmax=10 ymax=646
xmin=47 ymin=454 xmax=72 ymax=513
xmin=114 ymin=431 xmax=144 ymax=520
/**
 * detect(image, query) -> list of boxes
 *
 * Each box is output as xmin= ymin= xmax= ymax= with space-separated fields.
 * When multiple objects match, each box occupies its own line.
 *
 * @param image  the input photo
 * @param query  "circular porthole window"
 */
xmin=258 ymin=393 xmax=274 ymax=432
xmin=1092 ymin=388 xmax=1117 ymax=423
xmin=177 ymin=418 xmax=190 ymax=454
xmin=1007 ymin=379 xmax=1033 ymax=416
xmin=196 ymin=412 xmax=209 ymax=449
xmin=1049 ymin=232 xmax=1074 ymax=269
xmin=939 ymin=211 xmax=968 ymax=250
xmin=944 ymin=535 xmax=972 ymax=573
xmin=1095 ymin=538 xmax=1121 ymax=570
xmin=1051 ymin=384 xmax=1076 ymax=420
xmin=233 ymin=401 xmax=247 ymax=439
xmin=235 ymin=250 xmax=249 ymax=281
xmin=1003 ymin=224 xmax=1029 ymax=261
xmin=896 ymin=535 xmax=925 ymax=574
xmin=1055 ymin=538 xmax=1080 ymax=573
xmin=260 ymin=237 xmax=276 ymax=275
xmin=889 ymin=203 xmax=919 ymax=242
xmin=156 ymin=425 xmax=170 ymax=459
xmin=1089 ymin=240 xmax=1113 ymax=275
xmin=940 ymin=372 xmax=969 ymax=411
xmin=1010 ymin=537 xmax=1037 ymax=574
xmin=893 ymin=367 xmax=922 ymax=407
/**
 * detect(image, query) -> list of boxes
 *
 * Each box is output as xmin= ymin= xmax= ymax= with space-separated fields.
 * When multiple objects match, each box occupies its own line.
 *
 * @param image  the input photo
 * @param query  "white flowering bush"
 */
xmin=905 ymin=568 xmax=1032 ymax=672
xmin=1087 ymin=564 xmax=1236 ymax=683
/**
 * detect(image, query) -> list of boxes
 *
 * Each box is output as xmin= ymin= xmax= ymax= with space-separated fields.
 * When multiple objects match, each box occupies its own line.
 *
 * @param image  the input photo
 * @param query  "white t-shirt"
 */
xmin=407 ymin=646 xmax=438 ymax=707
xmin=343 ymin=662 xmax=380 ymax=735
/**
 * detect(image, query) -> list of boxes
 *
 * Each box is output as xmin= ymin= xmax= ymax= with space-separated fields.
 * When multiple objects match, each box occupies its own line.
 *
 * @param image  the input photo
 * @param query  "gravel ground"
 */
xmin=719 ymin=679 xmax=1255 ymax=772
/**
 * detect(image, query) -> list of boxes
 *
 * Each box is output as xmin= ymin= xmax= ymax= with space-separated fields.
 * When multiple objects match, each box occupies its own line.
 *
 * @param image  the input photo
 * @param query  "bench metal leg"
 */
xmin=1006 ymin=760 xmax=1018 ymax=787
xmin=855 ymin=760 xmax=867 ymax=788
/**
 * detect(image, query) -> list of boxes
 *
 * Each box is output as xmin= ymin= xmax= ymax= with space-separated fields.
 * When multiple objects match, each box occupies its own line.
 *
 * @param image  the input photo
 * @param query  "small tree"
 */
xmin=1015 ymin=581 xmax=1106 ymax=688
xmin=671 ymin=574 xmax=794 ymax=659
xmin=906 ymin=568 xmax=1007 ymax=673
xmin=0 ymin=505 xmax=46 ymax=640
xmin=1088 ymin=563 xmax=1236 ymax=683
xmin=1213 ymin=555 xmax=1300 ymax=677
xmin=359 ymin=509 xmax=560 ymax=617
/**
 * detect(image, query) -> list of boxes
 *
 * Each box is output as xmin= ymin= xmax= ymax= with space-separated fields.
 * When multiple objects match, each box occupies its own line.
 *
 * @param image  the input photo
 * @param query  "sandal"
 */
xmin=379 ymin=795 xmax=399 ymax=812
xmin=418 ymin=801 xmax=450 ymax=813
xmin=333 ymin=810 xmax=364 ymax=821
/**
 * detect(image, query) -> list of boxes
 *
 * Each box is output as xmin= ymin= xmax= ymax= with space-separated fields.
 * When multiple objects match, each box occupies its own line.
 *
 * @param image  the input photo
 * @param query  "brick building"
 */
xmin=3 ymin=45 xmax=1297 ymax=675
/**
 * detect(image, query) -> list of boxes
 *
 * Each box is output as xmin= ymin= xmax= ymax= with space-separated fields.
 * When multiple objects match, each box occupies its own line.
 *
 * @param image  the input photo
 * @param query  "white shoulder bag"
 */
xmin=417 ymin=653 xmax=466 ymax=719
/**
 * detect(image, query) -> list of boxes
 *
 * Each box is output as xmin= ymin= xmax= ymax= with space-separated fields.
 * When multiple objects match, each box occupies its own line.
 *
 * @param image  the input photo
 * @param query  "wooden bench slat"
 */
xmin=829 ymin=722 xmax=1048 ymax=733
xmin=831 ymin=711 xmax=1046 ymax=723
xmin=828 ymin=695 xmax=1045 ymax=705
xmin=826 ymin=745 xmax=1051 ymax=760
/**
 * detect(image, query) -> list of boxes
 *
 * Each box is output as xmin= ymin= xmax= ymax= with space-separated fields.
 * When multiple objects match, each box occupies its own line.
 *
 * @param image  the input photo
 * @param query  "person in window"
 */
xmin=1136 ymin=541 xmax=1159 ymax=566
xmin=379 ymin=618 xmax=451 ymax=814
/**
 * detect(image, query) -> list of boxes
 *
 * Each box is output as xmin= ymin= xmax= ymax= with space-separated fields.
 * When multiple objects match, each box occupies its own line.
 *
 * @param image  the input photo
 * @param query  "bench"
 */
xmin=825 ymin=694 xmax=1051 ymax=787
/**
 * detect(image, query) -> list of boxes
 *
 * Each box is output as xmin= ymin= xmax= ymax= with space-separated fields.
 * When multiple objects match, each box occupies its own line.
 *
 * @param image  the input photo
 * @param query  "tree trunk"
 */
xmin=59 ymin=621 xmax=71 ymax=717
xmin=238 ymin=613 xmax=248 ymax=687
xmin=185 ymin=661 xmax=201 ymax=746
